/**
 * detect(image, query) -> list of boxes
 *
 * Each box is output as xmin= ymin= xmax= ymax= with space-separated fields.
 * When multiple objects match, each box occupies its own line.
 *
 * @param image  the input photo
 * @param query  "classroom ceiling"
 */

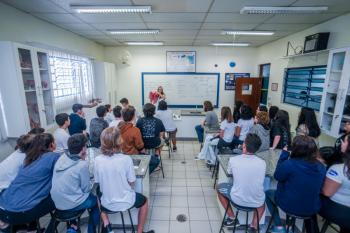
xmin=2 ymin=0 xmax=350 ymax=47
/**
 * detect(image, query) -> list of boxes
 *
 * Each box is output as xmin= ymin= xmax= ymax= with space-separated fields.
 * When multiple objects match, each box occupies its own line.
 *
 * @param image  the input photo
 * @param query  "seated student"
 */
xmin=109 ymin=105 xmax=123 ymax=128
xmin=68 ymin=104 xmax=87 ymax=135
xmin=256 ymin=105 xmax=268 ymax=114
xmin=53 ymin=113 xmax=70 ymax=152
xmin=265 ymin=136 xmax=326 ymax=233
xmin=232 ymin=105 xmax=254 ymax=147
xmin=233 ymin=100 xmax=244 ymax=124
xmin=90 ymin=105 xmax=109 ymax=148
xmin=0 ymin=133 xmax=60 ymax=233
xmin=136 ymin=103 xmax=165 ymax=156
xmin=249 ymin=111 xmax=270 ymax=152
xmin=194 ymin=100 xmax=219 ymax=143
xmin=51 ymin=134 xmax=99 ymax=233
xmin=196 ymin=106 xmax=235 ymax=165
xmin=333 ymin=120 xmax=350 ymax=164
xmin=120 ymin=98 xmax=141 ymax=121
xmin=0 ymin=134 xmax=34 ymax=191
xmin=94 ymin=127 xmax=154 ymax=233
xmin=270 ymin=110 xmax=291 ymax=150
xmin=320 ymin=134 xmax=350 ymax=233
xmin=268 ymin=106 xmax=279 ymax=127
xmin=104 ymin=104 xmax=114 ymax=124
xmin=155 ymin=100 xmax=178 ymax=151
xmin=296 ymin=107 xmax=321 ymax=145
xmin=217 ymin=134 xmax=265 ymax=232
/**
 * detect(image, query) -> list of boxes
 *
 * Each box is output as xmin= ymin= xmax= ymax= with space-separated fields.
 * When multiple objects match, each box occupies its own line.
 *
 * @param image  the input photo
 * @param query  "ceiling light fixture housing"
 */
xmin=125 ymin=42 xmax=164 ymax=46
xmin=240 ymin=6 xmax=328 ymax=14
xmin=108 ymin=29 xmax=160 ymax=35
xmin=70 ymin=5 xmax=152 ymax=13
xmin=222 ymin=30 xmax=274 ymax=36
xmin=210 ymin=42 xmax=250 ymax=47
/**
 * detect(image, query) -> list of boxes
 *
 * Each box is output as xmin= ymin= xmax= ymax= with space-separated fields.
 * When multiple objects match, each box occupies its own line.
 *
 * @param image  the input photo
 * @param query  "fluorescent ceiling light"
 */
xmin=125 ymin=42 xmax=164 ymax=46
xmin=211 ymin=42 xmax=250 ymax=47
xmin=108 ymin=29 xmax=160 ymax=35
xmin=240 ymin=6 xmax=328 ymax=14
xmin=222 ymin=30 xmax=274 ymax=36
xmin=70 ymin=5 xmax=152 ymax=13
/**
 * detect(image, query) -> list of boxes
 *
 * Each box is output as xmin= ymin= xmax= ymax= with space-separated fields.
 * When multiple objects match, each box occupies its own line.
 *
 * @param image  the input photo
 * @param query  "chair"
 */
xmin=219 ymin=201 xmax=260 ymax=233
xmin=320 ymin=219 xmax=340 ymax=233
xmin=8 ymin=218 xmax=42 ymax=233
xmin=265 ymin=207 xmax=312 ymax=233
xmin=52 ymin=209 xmax=86 ymax=233
xmin=99 ymin=207 xmax=135 ymax=233
xmin=162 ymin=132 xmax=173 ymax=158
xmin=145 ymin=148 xmax=165 ymax=178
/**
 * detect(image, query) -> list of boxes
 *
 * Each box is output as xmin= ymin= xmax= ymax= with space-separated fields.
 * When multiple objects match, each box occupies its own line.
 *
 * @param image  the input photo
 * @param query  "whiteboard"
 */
xmin=142 ymin=72 xmax=220 ymax=108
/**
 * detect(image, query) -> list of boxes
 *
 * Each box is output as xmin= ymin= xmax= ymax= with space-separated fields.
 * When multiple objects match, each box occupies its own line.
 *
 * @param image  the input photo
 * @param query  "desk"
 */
xmin=87 ymin=148 xmax=150 ymax=226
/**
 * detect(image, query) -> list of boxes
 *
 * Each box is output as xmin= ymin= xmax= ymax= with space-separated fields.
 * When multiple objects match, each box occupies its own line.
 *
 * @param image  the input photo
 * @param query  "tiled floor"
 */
xmin=50 ymin=141 xmax=338 ymax=233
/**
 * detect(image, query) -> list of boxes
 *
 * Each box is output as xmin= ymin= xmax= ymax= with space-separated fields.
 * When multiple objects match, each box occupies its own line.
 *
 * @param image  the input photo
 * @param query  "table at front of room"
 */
xmin=87 ymin=148 xmax=151 ymax=227
xmin=217 ymin=152 xmax=307 ymax=231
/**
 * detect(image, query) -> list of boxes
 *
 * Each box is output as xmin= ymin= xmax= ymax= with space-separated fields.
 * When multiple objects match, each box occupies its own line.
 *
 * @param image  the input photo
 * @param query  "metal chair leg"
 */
xmin=219 ymin=202 xmax=230 ymax=233
xmin=320 ymin=220 xmax=330 ymax=233
xmin=265 ymin=206 xmax=275 ymax=233
xmin=128 ymin=209 xmax=135 ymax=233
xmin=159 ymin=154 xmax=165 ymax=178
xmin=120 ymin=212 xmax=126 ymax=233
xmin=245 ymin=211 xmax=249 ymax=232
xmin=232 ymin=210 xmax=239 ymax=233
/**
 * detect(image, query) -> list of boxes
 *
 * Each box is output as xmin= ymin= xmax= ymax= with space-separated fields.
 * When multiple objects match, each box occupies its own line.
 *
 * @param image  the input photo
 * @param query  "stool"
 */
xmin=265 ymin=207 xmax=312 ymax=233
xmin=8 ymin=218 xmax=42 ymax=233
xmin=52 ymin=209 xmax=86 ymax=233
xmin=219 ymin=201 xmax=260 ymax=233
xmin=145 ymin=148 xmax=165 ymax=178
xmin=99 ymin=207 xmax=135 ymax=233
xmin=162 ymin=132 xmax=173 ymax=158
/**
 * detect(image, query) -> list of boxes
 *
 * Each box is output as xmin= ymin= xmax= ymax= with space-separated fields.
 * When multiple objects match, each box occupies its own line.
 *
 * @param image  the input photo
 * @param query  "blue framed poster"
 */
xmin=225 ymin=73 xmax=250 ymax=90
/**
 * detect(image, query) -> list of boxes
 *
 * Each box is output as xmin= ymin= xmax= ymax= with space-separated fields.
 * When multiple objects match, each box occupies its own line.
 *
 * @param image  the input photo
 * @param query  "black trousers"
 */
xmin=0 ymin=196 xmax=56 ymax=233
xmin=319 ymin=196 xmax=350 ymax=233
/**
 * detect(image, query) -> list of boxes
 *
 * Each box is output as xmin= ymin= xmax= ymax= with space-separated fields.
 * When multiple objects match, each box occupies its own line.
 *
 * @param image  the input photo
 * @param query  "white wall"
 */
xmin=104 ymin=46 xmax=258 ymax=111
xmin=255 ymin=12 xmax=350 ymax=146
xmin=0 ymin=2 xmax=105 ymax=159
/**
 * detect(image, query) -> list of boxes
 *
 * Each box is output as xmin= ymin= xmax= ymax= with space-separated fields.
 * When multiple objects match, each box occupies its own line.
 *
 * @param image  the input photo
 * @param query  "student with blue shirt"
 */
xmin=265 ymin=135 xmax=326 ymax=233
xmin=0 ymin=133 xmax=60 ymax=233
xmin=69 ymin=103 xmax=87 ymax=135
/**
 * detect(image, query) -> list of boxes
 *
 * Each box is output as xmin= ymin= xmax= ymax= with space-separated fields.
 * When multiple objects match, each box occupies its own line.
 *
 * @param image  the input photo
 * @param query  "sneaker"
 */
xmin=223 ymin=217 xmax=240 ymax=228
xmin=101 ymin=224 xmax=114 ymax=233
xmin=172 ymin=146 xmax=177 ymax=152
xmin=66 ymin=227 xmax=77 ymax=233
xmin=143 ymin=230 xmax=155 ymax=233
xmin=271 ymin=226 xmax=286 ymax=233
xmin=248 ymin=226 xmax=258 ymax=233
xmin=194 ymin=156 xmax=200 ymax=160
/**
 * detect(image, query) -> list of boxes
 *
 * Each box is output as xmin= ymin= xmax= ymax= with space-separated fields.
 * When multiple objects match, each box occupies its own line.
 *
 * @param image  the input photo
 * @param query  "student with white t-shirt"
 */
xmin=217 ymin=133 xmax=266 ymax=232
xmin=196 ymin=107 xmax=236 ymax=165
xmin=109 ymin=105 xmax=123 ymax=128
xmin=155 ymin=100 xmax=178 ymax=151
xmin=320 ymin=134 xmax=350 ymax=233
xmin=232 ymin=105 xmax=254 ymax=147
xmin=53 ymin=113 xmax=70 ymax=152
xmin=94 ymin=127 xmax=154 ymax=233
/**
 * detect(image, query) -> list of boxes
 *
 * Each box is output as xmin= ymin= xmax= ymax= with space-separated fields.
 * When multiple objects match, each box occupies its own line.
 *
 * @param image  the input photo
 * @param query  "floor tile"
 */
xmin=148 ymin=220 xmax=169 ymax=233
xmin=172 ymin=179 xmax=187 ymax=187
xmin=153 ymin=195 xmax=171 ymax=207
xmin=154 ymin=186 xmax=171 ymax=196
xmin=190 ymin=220 xmax=212 ymax=233
xmin=189 ymin=207 xmax=209 ymax=221
xmin=170 ymin=207 xmax=189 ymax=221
xmin=187 ymin=186 xmax=203 ymax=196
xmin=151 ymin=207 xmax=170 ymax=221
xmin=187 ymin=196 xmax=205 ymax=207
xmin=172 ymin=186 xmax=188 ymax=196
xmin=210 ymin=220 xmax=222 ymax=233
xmin=169 ymin=221 xmax=190 ymax=233
xmin=207 ymin=207 xmax=222 ymax=221
xmin=186 ymin=178 xmax=201 ymax=187
xmin=171 ymin=196 xmax=188 ymax=207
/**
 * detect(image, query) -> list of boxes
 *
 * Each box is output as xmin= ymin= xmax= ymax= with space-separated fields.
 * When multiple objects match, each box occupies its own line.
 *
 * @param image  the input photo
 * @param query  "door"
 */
xmin=258 ymin=63 xmax=271 ymax=105
xmin=235 ymin=77 xmax=262 ymax=113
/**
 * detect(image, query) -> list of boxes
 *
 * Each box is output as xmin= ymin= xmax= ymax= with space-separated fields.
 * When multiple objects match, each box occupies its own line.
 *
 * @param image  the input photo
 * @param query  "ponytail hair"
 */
xmin=25 ymin=133 xmax=54 ymax=166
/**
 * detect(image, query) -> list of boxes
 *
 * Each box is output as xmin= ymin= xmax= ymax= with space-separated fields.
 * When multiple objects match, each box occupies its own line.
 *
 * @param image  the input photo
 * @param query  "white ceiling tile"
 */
xmin=265 ymin=13 xmax=340 ymax=24
xmin=73 ymin=13 xmax=143 ymax=23
xmin=32 ymin=13 xmax=82 ymax=23
xmin=147 ymin=22 xmax=201 ymax=30
xmin=202 ymin=23 xmax=258 ymax=30
xmin=155 ymin=35 xmax=196 ymax=40
xmin=1 ymin=0 xmax=66 ymax=13
xmin=57 ymin=23 xmax=95 ymax=30
xmin=205 ymin=13 xmax=270 ymax=23
xmin=256 ymin=23 xmax=314 ymax=31
xmin=143 ymin=13 xmax=206 ymax=23
xmin=197 ymin=30 xmax=221 ymax=36
xmin=74 ymin=30 xmax=105 ymax=36
xmin=133 ymin=0 xmax=212 ymax=12
xmin=91 ymin=23 xmax=147 ymax=30
xmin=158 ymin=30 xmax=197 ymax=36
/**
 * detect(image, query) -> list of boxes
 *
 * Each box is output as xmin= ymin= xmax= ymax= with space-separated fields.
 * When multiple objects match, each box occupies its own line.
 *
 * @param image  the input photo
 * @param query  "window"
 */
xmin=259 ymin=63 xmax=270 ymax=105
xmin=49 ymin=51 xmax=94 ymax=112
xmin=283 ymin=66 xmax=326 ymax=111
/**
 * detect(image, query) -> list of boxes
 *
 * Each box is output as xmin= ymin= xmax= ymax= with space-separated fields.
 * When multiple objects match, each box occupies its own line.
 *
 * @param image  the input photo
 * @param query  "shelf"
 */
xmin=21 ymin=67 xmax=33 ymax=71
xmin=39 ymin=68 xmax=48 ymax=71
xmin=281 ymin=49 xmax=329 ymax=59
xmin=24 ymin=89 xmax=36 ymax=92
xmin=42 ymin=88 xmax=51 ymax=91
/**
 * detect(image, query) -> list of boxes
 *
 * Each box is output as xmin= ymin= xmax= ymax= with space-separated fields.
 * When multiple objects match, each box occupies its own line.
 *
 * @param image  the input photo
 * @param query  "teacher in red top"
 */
xmin=149 ymin=86 xmax=166 ymax=105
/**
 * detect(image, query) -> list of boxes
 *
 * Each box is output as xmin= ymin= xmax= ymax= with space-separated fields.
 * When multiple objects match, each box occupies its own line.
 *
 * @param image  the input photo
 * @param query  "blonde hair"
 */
xmin=256 ymin=111 xmax=270 ymax=126
xmin=100 ymin=127 xmax=122 ymax=156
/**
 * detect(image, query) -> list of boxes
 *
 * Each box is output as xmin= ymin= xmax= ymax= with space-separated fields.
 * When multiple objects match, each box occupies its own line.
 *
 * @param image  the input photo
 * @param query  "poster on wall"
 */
xmin=225 ymin=73 xmax=250 ymax=90
xmin=166 ymin=51 xmax=196 ymax=72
